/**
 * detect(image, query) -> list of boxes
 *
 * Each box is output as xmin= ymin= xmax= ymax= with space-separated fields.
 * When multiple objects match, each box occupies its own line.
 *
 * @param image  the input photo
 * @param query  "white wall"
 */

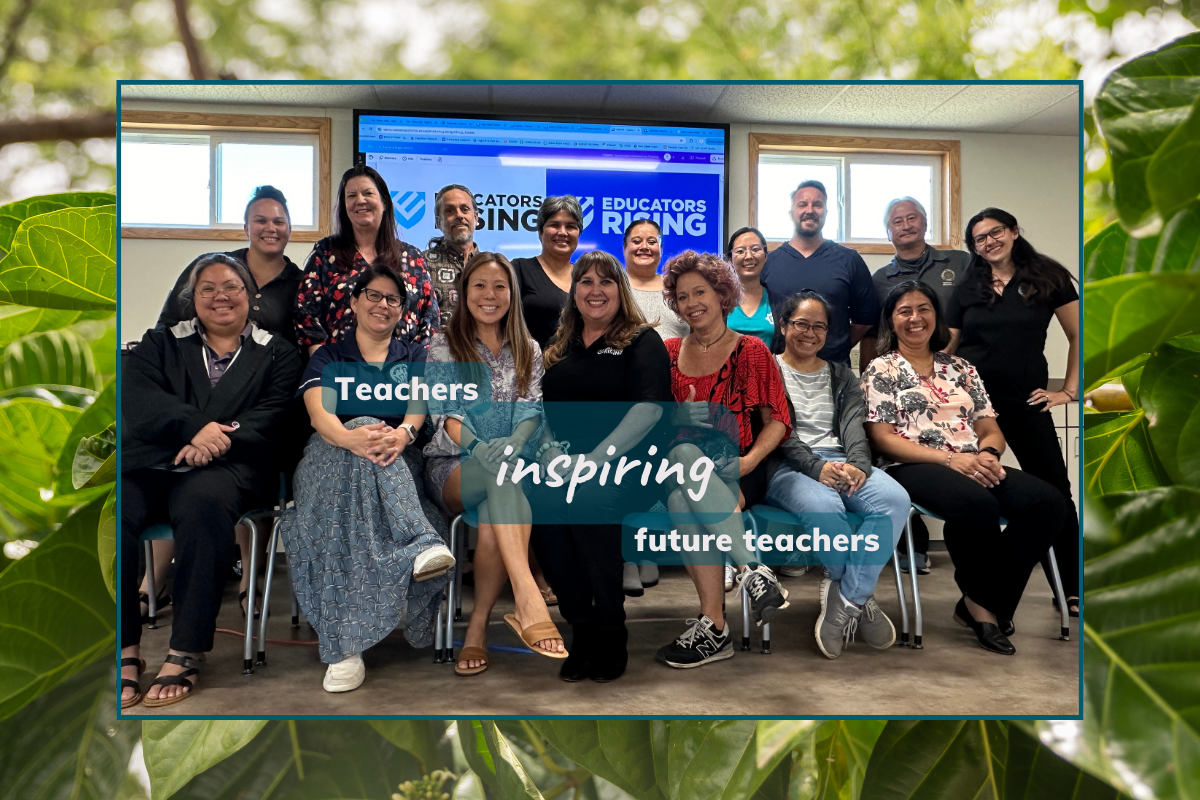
xmin=121 ymin=104 xmax=1079 ymax=383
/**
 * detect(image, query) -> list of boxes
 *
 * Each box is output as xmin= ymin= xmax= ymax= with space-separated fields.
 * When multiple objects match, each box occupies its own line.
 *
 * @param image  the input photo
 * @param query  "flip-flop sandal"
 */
xmin=120 ymin=657 xmax=146 ymax=709
xmin=454 ymin=645 xmax=489 ymax=676
xmin=143 ymin=653 xmax=201 ymax=708
xmin=539 ymin=586 xmax=558 ymax=607
xmin=503 ymin=614 xmax=568 ymax=659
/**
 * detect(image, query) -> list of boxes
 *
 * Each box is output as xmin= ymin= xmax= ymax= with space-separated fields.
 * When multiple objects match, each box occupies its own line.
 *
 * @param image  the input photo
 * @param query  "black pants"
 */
xmin=886 ymin=463 xmax=1064 ymax=621
xmin=994 ymin=404 xmax=1081 ymax=598
xmin=121 ymin=465 xmax=272 ymax=652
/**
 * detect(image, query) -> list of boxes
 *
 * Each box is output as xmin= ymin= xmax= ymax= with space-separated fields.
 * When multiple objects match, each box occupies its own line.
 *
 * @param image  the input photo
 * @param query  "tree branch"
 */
xmin=0 ymin=112 xmax=116 ymax=147
xmin=172 ymin=0 xmax=210 ymax=80
xmin=0 ymin=0 xmax=37 ymax=81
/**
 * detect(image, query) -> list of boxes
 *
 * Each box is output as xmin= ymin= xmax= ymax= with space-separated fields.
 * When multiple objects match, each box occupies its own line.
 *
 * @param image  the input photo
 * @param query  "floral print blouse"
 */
xmin=295 ymin=236 xmax=438 ymax=349
xmin=422 ymin=332 xmax=544 ymax=459
xmin=861 ymin=351 xmax=996 ymax=464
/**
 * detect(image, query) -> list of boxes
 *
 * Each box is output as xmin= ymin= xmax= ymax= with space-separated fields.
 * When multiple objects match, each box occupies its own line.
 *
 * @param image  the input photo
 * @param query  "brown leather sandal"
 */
xmin=454 ymin=645 xmax=489 ymax=676
xmin=120 ymin=657 xmax=146 ymax=709
xmin=503 ymin=614 xmax=568 ymax=659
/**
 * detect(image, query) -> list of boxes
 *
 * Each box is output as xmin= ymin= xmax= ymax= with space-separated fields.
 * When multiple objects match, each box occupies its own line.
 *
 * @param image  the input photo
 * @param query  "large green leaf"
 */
xmin=275 ymin=728 xmax=424 ymax=800
xmin=663 ymin=720 xmax=802 ymax=800
xmin=1099 ymin=486 xmax=1200 ymax=560
xmin=458 ymin=720 xmax=498 ymax=794
xmin=0 ymin=495 xmax=112 ymax=720
xmin=479 ymin=720 xmax=544 ymax=800
xmin=0 ymin=192 xmax=116 ymax=256
xmin=860 ymin=720 xmax=1007 ymax=800
xmin=1139 ymin=335 xmax=1200 ymax=484
xmin=1 ymin=328 xmax=96 ymax=391
xmin=368 ymin=720 xmax=449 ymax=774
xmin=0 ymin=398 xmax=82 ymax=532
xmin=531 ymin=720 xmax=664 ymax=800
xmin=1029 ymin=496 xmax=1200 ymax=800
xmin=1004 ymin=725 xmax=1127 ymax=800
xmin=1082 ymin=411 xmax=1171 ymax=496
xmin=143 ymin=720 xmax=269 ymax=800
xmin=1147 ymin=92 xmax=1200 ymax=224
xmin=809 ymin=721 xmax=886 ymax=800
xmin=53 ymin=376 xmax=114 ymax=497
xmin=98 ymin=486 xmax=116 ymax=600
xmin=0 ymin=205 xmax=116 ymax=311
xmin=0 ymin=305 xmax=111 ymax=347
xmin=1083 ymin=273 xmax=1200 ymax=385
xmin=1082 ymin=202 xmax=1200 ymax=283
xmin=1094 ymin=31 xmax=1200 ymax=231
xmin=0 ymin=659 xmax=139 ymax=800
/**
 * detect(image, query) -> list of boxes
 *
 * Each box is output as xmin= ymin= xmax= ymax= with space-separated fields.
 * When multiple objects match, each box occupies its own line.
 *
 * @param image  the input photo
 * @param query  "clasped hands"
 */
xmin=174 ymin=421 xmax=237 ymax=467
xmin=344 ymin=422 xmax=414 ymax=466
xmin=819 ymin=461 xmax=867 ymax=495
xmin=948 ymin=450 xmax=1006 ymax=488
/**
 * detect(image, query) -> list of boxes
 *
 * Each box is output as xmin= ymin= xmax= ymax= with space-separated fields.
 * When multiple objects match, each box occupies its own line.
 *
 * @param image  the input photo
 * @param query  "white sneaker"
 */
xmin=778 ymin=564 xmax=809 ymax=578
xmin=413 ymin=544 xmax=455 ymax=581
xmin=723 ymin=564 xmax=736 ymax=592
xmin=323 ymin=654 xmax=365 ymax=693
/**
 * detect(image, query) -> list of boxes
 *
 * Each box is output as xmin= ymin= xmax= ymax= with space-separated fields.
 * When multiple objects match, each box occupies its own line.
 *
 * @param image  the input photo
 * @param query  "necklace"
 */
xmin=694 ymin=326 xmax=730 ymax=352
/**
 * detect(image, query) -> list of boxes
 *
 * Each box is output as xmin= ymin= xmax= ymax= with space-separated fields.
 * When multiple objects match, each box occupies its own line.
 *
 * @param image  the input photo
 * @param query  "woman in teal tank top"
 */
xmin=726 ymin=227 xmax=775 ymax=345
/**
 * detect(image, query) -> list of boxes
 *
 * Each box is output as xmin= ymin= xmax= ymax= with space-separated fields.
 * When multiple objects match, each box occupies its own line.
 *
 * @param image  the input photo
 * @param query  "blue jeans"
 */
xmin=765 ymin=450 xmax=910 ymax=605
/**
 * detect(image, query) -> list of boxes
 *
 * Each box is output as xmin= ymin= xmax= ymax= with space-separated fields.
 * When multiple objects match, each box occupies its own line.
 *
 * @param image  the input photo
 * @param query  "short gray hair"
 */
xmin=883 ymin=197 xmax=928 ymax=229
xmin=536 ymin=195 xmax=584 ymax=235
xmin=178 ymin=253 xmax=257 ymax=317
xmin=434 ymin=184 xmax=478 ymax=223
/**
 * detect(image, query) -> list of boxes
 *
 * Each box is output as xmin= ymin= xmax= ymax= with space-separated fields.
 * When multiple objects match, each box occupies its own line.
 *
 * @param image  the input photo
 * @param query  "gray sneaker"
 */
xmin=859 ymin=595 xmax=896 ymax=649
xmin=815 ymin=579 xmax=861 ymax=659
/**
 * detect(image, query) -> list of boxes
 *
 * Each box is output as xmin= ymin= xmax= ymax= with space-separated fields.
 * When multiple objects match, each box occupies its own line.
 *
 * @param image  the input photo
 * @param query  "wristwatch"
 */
xmin=980 ymin=446 xmax=1002 ymax=458
xmin=399 ymin=422 xmax=418 ymax=444
xmin=467 ymin=439 xmax=485 ymax=459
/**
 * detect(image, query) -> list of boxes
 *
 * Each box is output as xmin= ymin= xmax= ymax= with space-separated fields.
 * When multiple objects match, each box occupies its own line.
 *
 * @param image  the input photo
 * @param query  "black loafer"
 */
xmin=999 ymin=619 xmax=1015 ymax=637
xmin=559 ymin=652 xmax=590 ymax=682
xmin=954 ymin=598 xmax=1016 ymax=655
xmin=560 ymin=624 xmax=593 ymax=682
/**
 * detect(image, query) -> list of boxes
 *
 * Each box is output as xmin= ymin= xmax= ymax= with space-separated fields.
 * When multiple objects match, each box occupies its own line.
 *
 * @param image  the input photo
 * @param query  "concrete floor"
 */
xmin=126 ymin=550 xmax=1079 ymax=717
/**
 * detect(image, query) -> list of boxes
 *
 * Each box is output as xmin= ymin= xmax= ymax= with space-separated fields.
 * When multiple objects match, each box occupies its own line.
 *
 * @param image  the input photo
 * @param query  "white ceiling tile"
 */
xmin=712 ymin=84 xmax=849 ymax=124
xmin=920 ymin=84 xmax=1077 ymax=133
xmin=819 ymin=84 xmax=967 ymax=128
xmin=1005 ymin=92 xmax=1080 ymax=136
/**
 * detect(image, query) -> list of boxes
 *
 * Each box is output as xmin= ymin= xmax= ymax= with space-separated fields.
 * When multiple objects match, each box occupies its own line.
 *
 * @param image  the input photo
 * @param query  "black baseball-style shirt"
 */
xmin=945 ymin=268 xmax=1078 ymax=407
xmin=512 ymin=256 xmax=570 ymax=349
xmin=541 ymin=326 xmax=672 ymax=454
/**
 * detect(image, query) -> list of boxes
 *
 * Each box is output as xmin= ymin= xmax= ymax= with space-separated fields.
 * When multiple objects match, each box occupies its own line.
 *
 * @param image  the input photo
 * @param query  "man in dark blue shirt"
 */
xmin=759 ymin=180 xmax=879 ymax=364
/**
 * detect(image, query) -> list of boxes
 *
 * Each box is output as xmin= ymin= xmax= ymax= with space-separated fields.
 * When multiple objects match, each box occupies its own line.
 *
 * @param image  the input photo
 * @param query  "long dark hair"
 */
xmin=331 ymin=165 xmax=404 ymax=270
xmin=544 ymin=251 xmax=649 ymax=368
xmin=877 ymin=280 xmax=951 ymax=354
xmin=446 ymin=251 xmax=537 ymax=396
xmin=965 ymin=207 xmax=1074 ymax=306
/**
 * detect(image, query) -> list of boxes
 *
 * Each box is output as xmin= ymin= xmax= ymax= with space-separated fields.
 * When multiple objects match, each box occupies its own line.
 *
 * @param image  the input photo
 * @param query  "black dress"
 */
xmin=512 ymin=256 xmax=570 ymax=348
xmin=946 ymin=267 xmax=1081 ymax=598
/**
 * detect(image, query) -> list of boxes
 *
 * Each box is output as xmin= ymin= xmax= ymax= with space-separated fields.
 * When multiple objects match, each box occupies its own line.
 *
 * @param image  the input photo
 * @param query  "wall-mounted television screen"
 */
xmin=354 ymin=111 xmax=729 ymax=263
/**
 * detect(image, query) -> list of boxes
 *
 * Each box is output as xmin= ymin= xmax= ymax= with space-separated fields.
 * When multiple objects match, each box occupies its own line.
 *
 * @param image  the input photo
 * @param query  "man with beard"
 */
xmin=760 ymin=180 xmax=878 ymax=364
xmin=860 ymin=197 xmax=970 ymax=363
xmin=424 ymin=184 xmax=480 ymax=327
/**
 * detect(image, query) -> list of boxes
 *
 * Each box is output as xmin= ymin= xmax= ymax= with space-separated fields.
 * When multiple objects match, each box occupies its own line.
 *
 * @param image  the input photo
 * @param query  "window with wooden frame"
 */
xmin=120 ymin=111 xmax=332 ymax=242
xmin=749 ymin=134 xmax=961 ymax=254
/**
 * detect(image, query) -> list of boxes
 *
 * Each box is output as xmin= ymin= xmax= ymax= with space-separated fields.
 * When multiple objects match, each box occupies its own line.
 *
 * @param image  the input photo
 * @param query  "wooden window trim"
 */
xmin=120 ymin=111 xmax=332 ymax=243
xmin=748 ymin=133 xmax=962 ymax=255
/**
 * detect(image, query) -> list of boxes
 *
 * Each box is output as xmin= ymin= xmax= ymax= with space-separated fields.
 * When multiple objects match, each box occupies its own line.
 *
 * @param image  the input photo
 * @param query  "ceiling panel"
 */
xmin=920 ymin=84 xmax=1077 ymax=132
xmin=370 ymin=83 xmax=492 ymax=114
xmin=490 ymin=83 xmax=611 ymax=115
xmin=1006 ymin=93 xmax=1080 ymax=135
xmin=711 ymin=83 xmax=849 ymax=124
xmin=819 ymin=84 xmax=967 ymax=128
xmin=604 ymin=83 xmax=727 ymax=120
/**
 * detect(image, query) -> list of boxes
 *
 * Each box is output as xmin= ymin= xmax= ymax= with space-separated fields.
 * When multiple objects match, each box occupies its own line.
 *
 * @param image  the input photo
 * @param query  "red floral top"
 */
xmin=295 ymin=236 xmax=438 ymax=348
xmin=666 ymin=334 xmax=792 ymax=456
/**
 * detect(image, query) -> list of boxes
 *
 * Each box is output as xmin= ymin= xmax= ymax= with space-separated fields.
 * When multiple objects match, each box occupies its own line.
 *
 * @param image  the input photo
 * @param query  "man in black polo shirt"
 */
xmin=424 ymin=184 xmax=480 ymax=328
xmin=760 ymin=180 xmax=878 ymax=363
xmin=860 ymin=197 xmax=971 ymax=364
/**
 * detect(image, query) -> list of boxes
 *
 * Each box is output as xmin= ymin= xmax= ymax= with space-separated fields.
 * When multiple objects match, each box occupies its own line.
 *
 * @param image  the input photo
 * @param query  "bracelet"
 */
xmin=946 ymin=452 xmax=953 ymax=467
xmin=467 ymin=439 xmax=485 ymax=459
xmin=1063 ymin=389 xmax=1077 ymax=401
xmin=980 ymin=446 xmax=1002 ymax=458
xmin=535 ymin=440 xmax=571 ymax=460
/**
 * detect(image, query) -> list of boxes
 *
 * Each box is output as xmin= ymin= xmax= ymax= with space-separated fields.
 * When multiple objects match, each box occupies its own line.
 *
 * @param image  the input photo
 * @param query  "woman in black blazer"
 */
xmin=120 ymin=253 xmax=302 ymax=709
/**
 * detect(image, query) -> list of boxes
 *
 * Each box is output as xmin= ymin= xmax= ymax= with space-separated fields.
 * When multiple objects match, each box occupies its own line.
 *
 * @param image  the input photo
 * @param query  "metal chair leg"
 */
xmin=434 ymin=605 xmax=446 ymax=663
xmin=450 ymin=515 xmax=464 ymax=622
xmin=893 ymin=529 xmax=910 ymax=647
xmin=761 ymin=621 xmax=771 ymax=654
xmin=1047 ymin=546 xmax=1070 ymax=641
xmin=143 ymin=540 xmax=159 ymax=629
xmin=904 ymin=513 xmax=923 ymax=649
xmin=243 ymin=519 xmax=259 ymax=674
xmin=444 ymin=515 xmax=457 ymax=664
xmin=740 ymin=571 xmax=751 ymax=651
xmin=256 ymin=518 xmax=281 ymax=666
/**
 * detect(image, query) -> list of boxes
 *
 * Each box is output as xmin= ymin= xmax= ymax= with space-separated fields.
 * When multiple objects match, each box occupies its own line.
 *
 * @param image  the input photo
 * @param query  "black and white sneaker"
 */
xmin=737 ymin=564 xmax=790 ymax=625
xmin=655 ymin=616 xmax=734 ymax=668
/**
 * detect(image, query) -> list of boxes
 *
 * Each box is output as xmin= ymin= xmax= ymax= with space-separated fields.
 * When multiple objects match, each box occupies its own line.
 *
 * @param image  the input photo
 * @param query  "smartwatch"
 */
xmin=467 ymin=439 xmax=485 ymax=459
xmin=980 ymin=446 xmax=1002 ymax=458
xmin=399 ymin=422 xmax=418 ymax=444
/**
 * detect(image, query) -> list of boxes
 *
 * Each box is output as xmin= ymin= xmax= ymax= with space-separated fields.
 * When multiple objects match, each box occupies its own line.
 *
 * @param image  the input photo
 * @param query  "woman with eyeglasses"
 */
xmin=121 ymin=254 xmax=302 ymax=708
xmin=945 ymin=208 xmax=1080 ymax=618
xmin=763 ymin=291 xmax=910 ymax=659
xmin=725 ymin=227 xmax=774 ymax=345
xmin=281 ymin=264 xmax=455 ymax=694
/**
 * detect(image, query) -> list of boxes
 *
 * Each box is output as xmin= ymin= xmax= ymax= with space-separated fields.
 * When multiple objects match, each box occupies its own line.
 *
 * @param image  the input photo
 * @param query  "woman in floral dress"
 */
xmin=861 ymin=280 xmax=1063 ymax=657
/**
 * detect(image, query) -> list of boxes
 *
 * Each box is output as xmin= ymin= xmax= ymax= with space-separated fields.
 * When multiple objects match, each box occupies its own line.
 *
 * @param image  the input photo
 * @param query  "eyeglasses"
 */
xmin=787 ymin=319 xmax=828 ymax=334
xmin=731 ymin=245 xmax=766 ymax=258
xmin=972 ymin=225 xmax=1009 ymax=247
xmin=197 ymin=283 xmax=245 ymax=298
xmin=363 ymin=288 xmax=403 ymax=308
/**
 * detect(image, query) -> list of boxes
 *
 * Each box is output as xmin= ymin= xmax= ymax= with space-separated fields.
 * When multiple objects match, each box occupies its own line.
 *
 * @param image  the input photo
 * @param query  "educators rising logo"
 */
xmin=392 ymin=190 xmax=426 ymax=228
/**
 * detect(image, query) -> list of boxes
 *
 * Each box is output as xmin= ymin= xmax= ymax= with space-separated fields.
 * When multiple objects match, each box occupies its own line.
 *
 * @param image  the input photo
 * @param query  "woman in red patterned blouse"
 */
xmin=654 ymin=250 xmax=794 ymax=670
xmin=295 ymin=165 xmax=437 ymax=355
